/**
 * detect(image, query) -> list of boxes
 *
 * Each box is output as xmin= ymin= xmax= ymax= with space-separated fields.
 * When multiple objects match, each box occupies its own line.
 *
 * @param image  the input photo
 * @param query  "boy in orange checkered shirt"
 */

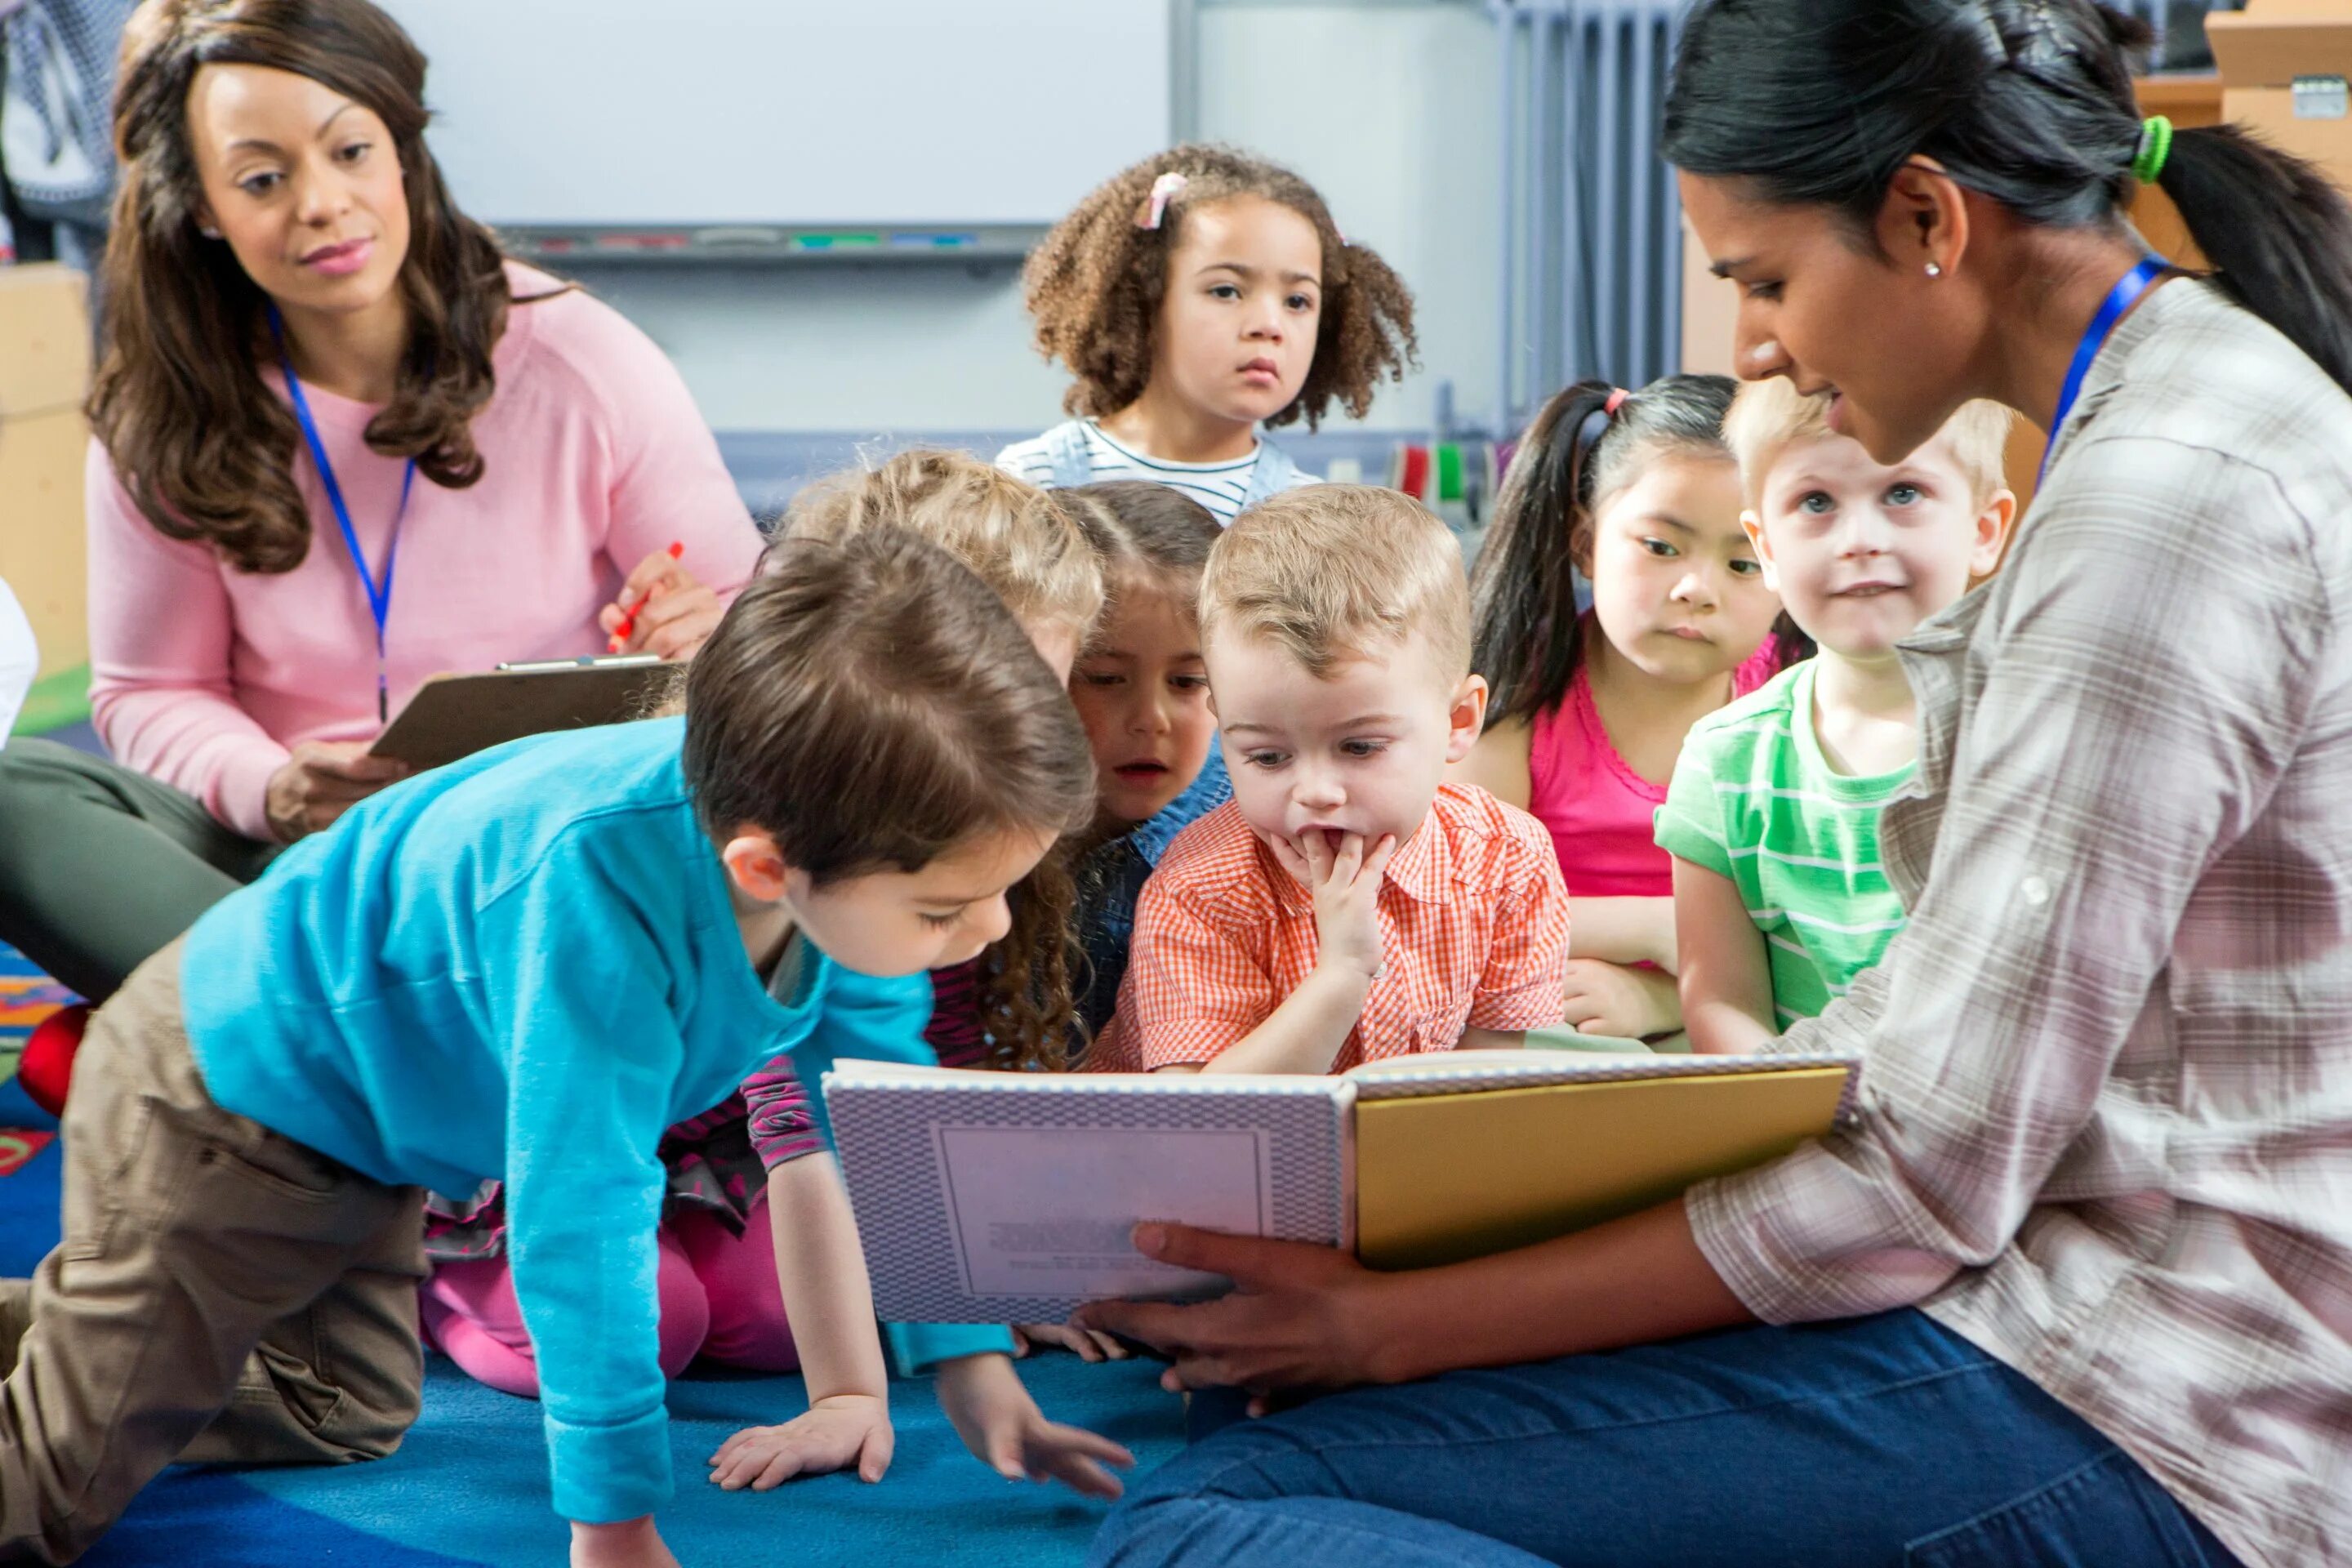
xmin=1089 ymin=485 xmax=1571 ymax=1075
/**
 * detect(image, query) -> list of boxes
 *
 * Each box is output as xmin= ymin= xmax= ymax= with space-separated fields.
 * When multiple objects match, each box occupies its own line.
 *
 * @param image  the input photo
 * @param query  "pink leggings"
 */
xmin=418 ymin=1195 xmax=798 ymax=1399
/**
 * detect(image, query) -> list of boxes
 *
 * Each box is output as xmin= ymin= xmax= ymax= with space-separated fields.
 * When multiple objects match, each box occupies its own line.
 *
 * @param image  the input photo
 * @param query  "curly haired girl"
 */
xmin=998 ymin=144 xmax=1419 ymax=523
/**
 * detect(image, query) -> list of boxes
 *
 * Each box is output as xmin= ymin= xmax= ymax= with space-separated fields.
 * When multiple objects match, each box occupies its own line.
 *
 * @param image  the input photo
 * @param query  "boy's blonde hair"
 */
xmin=782 ymin=449 xmax=1105 ymax=639
xmin=1725 ymin=380 xmax=2014 ymax=510
xmin=1202 ymin=484 xmax=1470 ymax=681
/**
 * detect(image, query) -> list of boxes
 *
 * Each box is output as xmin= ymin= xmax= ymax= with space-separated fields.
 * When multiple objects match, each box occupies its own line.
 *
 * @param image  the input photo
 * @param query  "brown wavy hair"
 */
xmin=1022 ymin=143 xmax=1419 ymax=430
xmin=90 ymin=0 xmax=520 ymax=575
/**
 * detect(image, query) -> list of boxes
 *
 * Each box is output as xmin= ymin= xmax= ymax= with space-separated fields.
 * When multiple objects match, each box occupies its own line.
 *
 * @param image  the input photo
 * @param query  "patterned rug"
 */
xmin=0 ymin=942 xmax=72 ymax=1173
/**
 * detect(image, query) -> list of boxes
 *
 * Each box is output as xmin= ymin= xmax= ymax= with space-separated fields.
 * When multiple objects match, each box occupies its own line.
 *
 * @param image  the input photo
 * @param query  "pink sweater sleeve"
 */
xmin=86 ymin=443 xmax=291 ymax=841
xmin=552 ymin=294 xmax=763 ymax=604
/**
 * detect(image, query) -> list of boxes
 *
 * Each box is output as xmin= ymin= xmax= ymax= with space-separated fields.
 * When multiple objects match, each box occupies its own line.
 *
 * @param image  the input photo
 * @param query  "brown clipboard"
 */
xmin=368 ymin=655 xmax=678 ymax=770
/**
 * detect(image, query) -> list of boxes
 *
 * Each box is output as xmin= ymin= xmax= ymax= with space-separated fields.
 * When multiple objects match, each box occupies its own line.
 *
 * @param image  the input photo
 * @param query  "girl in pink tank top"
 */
xmin=1459 ymin=376 xmax=1801 ymax=1040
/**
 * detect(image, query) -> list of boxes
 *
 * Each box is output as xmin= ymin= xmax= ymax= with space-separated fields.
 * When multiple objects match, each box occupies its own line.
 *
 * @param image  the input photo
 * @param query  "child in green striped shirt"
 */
xmin=1658 ymin=381 xmax=2016 ymax=1054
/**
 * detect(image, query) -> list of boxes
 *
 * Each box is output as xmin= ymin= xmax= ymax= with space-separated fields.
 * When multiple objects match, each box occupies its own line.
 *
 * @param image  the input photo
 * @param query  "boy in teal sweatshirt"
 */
xmin=0 ymin=530 xmax=1125 ymax=1567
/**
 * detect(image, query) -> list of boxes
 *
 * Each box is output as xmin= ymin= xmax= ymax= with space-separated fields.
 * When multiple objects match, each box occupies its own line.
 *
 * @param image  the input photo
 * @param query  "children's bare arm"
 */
xmin=933 ymin=1352 xmax=1135 ymax=1498
xmin=1560 ymin=959 xmax=1683 ymax=1040
xmin=706 ymin=1155 xmax=893 ymax=1491
xmin=1451 ymin=716 xmax=1533 ymax=808
xmin=1566 ymin=895 xmax=1679 ymax=971
xmin=571 ymin=1517 xmax=681 ymax=1568
xmin=1673 ymin=857 xmax=1779 ymax=1055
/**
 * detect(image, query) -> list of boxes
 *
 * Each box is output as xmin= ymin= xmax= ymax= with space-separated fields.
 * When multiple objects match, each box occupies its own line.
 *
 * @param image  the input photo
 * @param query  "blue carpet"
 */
xmin=0 ymin=1107 xmax=1184 ymax=1566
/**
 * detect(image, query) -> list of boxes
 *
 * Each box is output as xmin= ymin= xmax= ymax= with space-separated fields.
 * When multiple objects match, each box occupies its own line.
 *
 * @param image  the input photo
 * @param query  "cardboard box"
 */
xmin=0 ymin=265 xmax=92 ymax=679
xmin=0 ymin=411 xmax=87 ymax=677
xmin=2209 ymin=0 xmax=2352 ymax=191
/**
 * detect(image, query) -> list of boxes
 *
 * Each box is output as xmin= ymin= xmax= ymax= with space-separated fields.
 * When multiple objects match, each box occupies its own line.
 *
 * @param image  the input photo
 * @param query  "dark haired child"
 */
xmin=999 ymin=145 xmax=1419 ymax=523
xmin=1456 ymin=376 xmax=1792 ymax=1043
xmin=712 ymin=483 xmax=1232 ymax=1378
xmin=0 ymin=531 xmax=1126 ymax=1567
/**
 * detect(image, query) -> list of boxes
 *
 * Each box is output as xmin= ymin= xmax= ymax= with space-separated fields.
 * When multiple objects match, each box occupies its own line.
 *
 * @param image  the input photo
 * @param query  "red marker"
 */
xmin=607 ymin=541 xmax=684 ymax=653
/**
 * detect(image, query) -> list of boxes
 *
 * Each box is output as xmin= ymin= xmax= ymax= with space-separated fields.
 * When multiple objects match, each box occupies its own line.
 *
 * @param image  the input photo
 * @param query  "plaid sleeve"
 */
xmin=1654 ymin=728 xmax=1734 ymax=876
xmin=1466 ymin=822 xmax=1572 ymax=1031
xmin=1115 ymin=871 xmax=1281 ymax=1071
xmin=1688 ymin=432 xmax=2323 ymax=1324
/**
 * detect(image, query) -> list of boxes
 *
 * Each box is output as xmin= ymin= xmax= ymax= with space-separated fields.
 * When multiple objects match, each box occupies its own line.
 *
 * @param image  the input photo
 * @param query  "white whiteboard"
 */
xmin=377 ymin=1 xmax=1171 ymax=229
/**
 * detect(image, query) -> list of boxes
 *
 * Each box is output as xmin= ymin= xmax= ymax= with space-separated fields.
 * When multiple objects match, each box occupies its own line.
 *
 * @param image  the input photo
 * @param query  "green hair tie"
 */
xmin=2132 ymin=115 xmax=2173 ymax=185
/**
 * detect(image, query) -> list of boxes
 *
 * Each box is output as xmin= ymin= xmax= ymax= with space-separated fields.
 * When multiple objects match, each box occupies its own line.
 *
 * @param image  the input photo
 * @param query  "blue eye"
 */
xmin=1884 ymin=483 xmax=1923 ymax=507
xmin=1797 ymin=492 xmax=1836 ymax=515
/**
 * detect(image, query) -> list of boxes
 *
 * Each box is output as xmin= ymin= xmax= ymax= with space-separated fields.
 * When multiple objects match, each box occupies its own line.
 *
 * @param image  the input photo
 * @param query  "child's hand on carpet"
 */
xmin=706 ymin=1392 xmax=895 ymax=1490
xmin=935 ymin=1352 xmax=1135 ymax=1499
xmin=1012 ymin=1321 xmax=1132 ymax=1362
xmin=570 ymin=1516 xmax=679 ymax=1568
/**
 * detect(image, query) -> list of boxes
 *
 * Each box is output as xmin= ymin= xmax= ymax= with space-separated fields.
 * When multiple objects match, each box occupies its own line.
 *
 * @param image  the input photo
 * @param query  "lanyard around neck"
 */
xmin=2040 ymin=256 xmax=2167 ymax=487
xmin=266 ymin=305 xmax=417 ymax=724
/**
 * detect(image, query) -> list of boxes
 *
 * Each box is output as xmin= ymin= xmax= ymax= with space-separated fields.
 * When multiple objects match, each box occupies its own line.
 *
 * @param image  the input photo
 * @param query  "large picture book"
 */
xmin=824 ymin=1049 xmax=1860 ymax=1324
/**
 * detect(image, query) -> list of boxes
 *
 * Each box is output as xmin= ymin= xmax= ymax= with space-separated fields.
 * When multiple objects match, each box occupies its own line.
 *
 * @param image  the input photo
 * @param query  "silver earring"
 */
xmin=1925 ymin=261 xmax=1944 ymax=278
xmin=199 ymin=225 xmax=221 ymax=239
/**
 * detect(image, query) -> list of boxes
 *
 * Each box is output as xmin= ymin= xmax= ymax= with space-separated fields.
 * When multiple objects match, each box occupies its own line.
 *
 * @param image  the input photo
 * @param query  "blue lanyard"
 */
xmin=2040 ymin=256 xmax=2167 ymax=487
xmin=266 ymin=305 xmax=417 ymax=724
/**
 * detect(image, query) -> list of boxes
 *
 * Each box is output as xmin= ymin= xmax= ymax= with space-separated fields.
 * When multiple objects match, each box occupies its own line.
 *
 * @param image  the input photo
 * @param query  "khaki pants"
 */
xmin=0 ymin=941 xmax=426 ymax=1564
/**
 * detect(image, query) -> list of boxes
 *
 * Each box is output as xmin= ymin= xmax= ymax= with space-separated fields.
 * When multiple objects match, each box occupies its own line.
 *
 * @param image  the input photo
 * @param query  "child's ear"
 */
xmin=721 ymin=832 xmax=791 ymax=902
xmin=1971 ymin=489 xmax=2018 ymax=577
xmin=1741 ymin=509 xmax=1783 ymax=594
xmin=1445 ymin=674 xmax=1489 ymax=763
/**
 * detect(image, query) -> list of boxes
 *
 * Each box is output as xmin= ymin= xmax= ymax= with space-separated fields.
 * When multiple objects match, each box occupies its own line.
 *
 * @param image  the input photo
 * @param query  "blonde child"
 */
xmin=1090 ymin=485 xmax=1570 ymax=1076
xmin=1457 ymin=376 xmax=1793 ymax=1042
xmin=1000 ymin=145 xmax=1418 ymax=523
xmin=1661 ymin=383 xmax=2014 ymax=1054
xmin=0 ymin=532 xmax=1126 ymax=1567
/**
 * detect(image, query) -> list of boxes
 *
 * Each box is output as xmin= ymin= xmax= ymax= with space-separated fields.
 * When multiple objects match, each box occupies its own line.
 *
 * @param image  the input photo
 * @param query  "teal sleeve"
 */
xmin=790 ymin=960 xmax=936 ymax=1152
xmin=885 ymin=1322 xmax=1019 ymax=1375
xmin=1655 ymin=733 xmax=1735 ymax=877
xmin=481 ymin=858 xmax=683 ymax=1525
xmin=794 ymin=962 xmax=1016 ymax=1375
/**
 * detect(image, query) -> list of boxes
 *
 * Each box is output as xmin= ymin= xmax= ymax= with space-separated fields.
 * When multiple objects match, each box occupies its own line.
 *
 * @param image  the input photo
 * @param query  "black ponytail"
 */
xmin=1663 ymin=0 xmax=2352 ymax=395
xmin=1470 ymin=374 xmax=1744 ymax=725
xmin=2154 ymin=122 xmax=2352 ymax=394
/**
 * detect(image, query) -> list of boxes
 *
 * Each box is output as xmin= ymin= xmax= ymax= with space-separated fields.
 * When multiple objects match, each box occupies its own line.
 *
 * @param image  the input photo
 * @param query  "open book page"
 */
xmin=821 ymin=1066 xmax=1353 ymax=1323
xmin=1343 ymin=1045 xmax=1864 ymax=1111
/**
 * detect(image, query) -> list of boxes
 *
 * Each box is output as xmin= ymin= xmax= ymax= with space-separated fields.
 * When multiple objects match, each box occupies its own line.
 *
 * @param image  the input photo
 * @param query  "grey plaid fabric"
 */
xmin=1687 ymin=279 xmax=2352 ymax=1568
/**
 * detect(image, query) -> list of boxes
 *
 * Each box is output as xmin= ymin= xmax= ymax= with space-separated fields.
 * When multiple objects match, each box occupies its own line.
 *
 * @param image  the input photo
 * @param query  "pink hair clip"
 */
xmin=1139 ymin=172 xmax=1187 ymax=231
xmin=1604 ymin=387 xmax=1632 ymax=416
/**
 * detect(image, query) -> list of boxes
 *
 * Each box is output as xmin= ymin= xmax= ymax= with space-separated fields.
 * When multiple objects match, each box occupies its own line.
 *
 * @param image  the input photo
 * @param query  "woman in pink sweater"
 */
xmin=0 ymin=0 xmax=761 ymax=1106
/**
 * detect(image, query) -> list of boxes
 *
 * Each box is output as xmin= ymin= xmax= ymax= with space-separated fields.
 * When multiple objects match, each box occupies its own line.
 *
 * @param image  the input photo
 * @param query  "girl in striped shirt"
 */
xmin=998 ymin=145 xmax=1418 ymax=524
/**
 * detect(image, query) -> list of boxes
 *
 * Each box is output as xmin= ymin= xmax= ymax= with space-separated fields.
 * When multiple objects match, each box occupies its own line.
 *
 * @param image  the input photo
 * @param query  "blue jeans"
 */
xmin=1091 ymin=1310 xmax=2240 ymax=1568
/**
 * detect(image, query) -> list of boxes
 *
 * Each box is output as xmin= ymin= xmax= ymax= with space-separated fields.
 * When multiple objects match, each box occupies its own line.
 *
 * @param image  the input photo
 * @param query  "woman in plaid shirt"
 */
xmin=1082 ymin=4 xmax=2352 ymax=1566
